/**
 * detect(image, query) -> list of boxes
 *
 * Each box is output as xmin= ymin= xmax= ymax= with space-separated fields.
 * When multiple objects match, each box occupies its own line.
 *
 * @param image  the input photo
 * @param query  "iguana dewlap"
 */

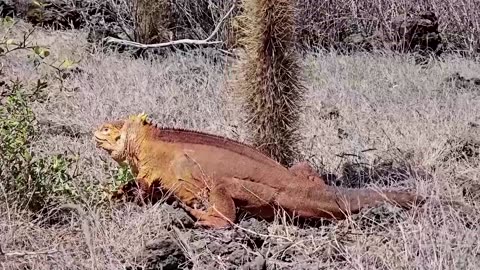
xmin=93 ymin=113 xmax=425 ymax=229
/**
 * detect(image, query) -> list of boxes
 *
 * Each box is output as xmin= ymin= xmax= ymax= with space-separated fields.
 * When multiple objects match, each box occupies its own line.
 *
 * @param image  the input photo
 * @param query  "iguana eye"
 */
xmin=102 ymin=127 xmax=110 ymax=133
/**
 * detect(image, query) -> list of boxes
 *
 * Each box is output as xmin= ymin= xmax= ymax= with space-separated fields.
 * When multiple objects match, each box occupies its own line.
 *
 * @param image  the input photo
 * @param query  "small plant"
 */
xmin=0 ymin=17 xmax=43 ymax=57
xmin=1 ymin=18 xmax=80 ymax=92
xmin=0 ymin=79 xmax=78 ymax=211
xmin=0 ymin=17 xmax=90 ymax=212
xmin=108 ymin=163 xmax=135 ymax=192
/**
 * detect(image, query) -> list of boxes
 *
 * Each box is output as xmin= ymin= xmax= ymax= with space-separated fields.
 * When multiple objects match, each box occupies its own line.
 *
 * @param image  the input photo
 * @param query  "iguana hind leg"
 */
xmin=289 ymin=161 xmax=327 ymax=187
xmin=185 ymin=184 xmax=236 ymax=228
xmin=185 ymin=177 xmax=280 ymax=229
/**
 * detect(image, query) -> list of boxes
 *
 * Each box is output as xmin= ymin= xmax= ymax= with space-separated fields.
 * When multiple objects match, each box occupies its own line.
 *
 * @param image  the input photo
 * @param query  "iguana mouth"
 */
xmin=95 ymin=139 xmax=104 ymax=148
xmin=93 ymin=132 xmax=120 ymax=154
xmin=94 ymin=139 xmax=114 ymax=156
xmin=93 ymin=134 xmax=109 ymax=148
xmin=93 ymin=135 xmax=103 ymax=144
xmin=95 ymin=138 xmax=106 ymax=148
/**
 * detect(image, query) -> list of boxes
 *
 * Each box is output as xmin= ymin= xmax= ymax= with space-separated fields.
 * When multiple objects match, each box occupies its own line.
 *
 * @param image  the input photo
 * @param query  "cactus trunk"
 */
xmin=235 ymin=0 xmax=305 ymax=167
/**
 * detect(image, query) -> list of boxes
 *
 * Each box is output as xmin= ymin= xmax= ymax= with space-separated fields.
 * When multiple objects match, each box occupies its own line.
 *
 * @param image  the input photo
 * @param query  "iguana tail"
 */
xmin=286 ymin=186 xmax=477 ymax=220
xmin=277 ymin=186 xmax=426 ymax=219
xmin=323 ymin=186 xmax=425 ymax=218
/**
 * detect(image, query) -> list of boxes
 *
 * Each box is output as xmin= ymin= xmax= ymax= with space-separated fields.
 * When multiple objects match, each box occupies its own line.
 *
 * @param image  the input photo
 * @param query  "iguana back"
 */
xmin=134 ymin=123 xmax=307 ymax=189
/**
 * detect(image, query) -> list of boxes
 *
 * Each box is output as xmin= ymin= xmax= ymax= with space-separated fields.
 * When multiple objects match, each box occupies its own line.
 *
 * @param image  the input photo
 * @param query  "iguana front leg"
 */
xmin=109 ymin=179 xmax=142 ymax=201
xmin=110 ymin=177 xmax=164 ymax=204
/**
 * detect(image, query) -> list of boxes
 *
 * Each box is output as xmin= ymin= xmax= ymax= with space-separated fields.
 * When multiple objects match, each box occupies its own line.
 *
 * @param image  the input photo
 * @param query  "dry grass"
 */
xmin=1 ymin=21 xmax=480 ymax=269
xmin=295 ymin=0 xmax=480 ymax=54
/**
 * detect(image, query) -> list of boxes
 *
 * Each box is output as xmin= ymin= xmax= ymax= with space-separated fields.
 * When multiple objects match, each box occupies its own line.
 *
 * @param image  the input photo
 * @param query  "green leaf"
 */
xmin=33 ymin=46 xmax=41 ymax=55
xmin=32 ymin=46 xmax=50 ymax=58
xmin=32 ymin=1 xmax=44 ymax=7
xmin=2 ymin=16 xmax=14 ymax=25
xmin=61 ymin=58 xmax=75 ymax=69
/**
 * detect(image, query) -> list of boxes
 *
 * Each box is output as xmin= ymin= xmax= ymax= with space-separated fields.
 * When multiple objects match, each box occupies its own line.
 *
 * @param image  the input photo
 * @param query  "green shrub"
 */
xmin=113 ymin=164 xmax=135 ymax=186
xmin=0 ymin=79 xmax=78 ymax=211
xmin=104 ymin=163 xmax=135 ymax=196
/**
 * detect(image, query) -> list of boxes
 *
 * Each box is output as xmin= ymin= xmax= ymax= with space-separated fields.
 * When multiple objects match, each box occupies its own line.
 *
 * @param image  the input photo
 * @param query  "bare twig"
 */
xmin=102 ymin=5 xmax=236 ymax=49
xmin=0 ymin=247 xmax=59 ymax=258
xmin=59 ymin=204 xmax=96 ymax=268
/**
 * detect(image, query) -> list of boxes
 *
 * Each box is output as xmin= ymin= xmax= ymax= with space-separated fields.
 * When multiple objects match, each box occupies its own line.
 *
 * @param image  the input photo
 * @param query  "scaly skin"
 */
xmin=93 ymin=113 xmax=425 ymax=229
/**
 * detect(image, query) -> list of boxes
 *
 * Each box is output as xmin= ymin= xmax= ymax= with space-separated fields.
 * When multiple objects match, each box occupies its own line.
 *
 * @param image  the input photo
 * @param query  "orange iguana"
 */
xmin=93 ymin=113 xmax=425 ymax=229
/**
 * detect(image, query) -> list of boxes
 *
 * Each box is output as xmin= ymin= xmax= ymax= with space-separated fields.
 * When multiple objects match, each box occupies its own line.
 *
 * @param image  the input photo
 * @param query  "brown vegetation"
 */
xmin=4 ymin=0 xmax=480 ymax=55
xmin=133 ymin=0 xmax=172 ymax=44
xmin=294 ymin=0 xmax=480 ymax=55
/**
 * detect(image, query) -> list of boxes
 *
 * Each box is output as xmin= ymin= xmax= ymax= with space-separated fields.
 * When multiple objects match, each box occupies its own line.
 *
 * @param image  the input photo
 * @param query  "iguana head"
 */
xmin=93 ymin=113 xmax=150 ymax=162
xmin=93 ymin=120 xmax=126 ymax=161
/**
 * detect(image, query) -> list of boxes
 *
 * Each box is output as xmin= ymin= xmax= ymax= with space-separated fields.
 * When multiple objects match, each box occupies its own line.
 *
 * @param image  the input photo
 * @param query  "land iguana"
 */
xmin=93 ymin=113 xmax=426 ymax=229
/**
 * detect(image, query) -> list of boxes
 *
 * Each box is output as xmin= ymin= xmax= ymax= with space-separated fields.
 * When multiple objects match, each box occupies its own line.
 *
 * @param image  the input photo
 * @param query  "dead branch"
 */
xmin=0 ymin=247 xmax=59 ymax=259
xmin=102 ymin=5 xmax=236 ymax=49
